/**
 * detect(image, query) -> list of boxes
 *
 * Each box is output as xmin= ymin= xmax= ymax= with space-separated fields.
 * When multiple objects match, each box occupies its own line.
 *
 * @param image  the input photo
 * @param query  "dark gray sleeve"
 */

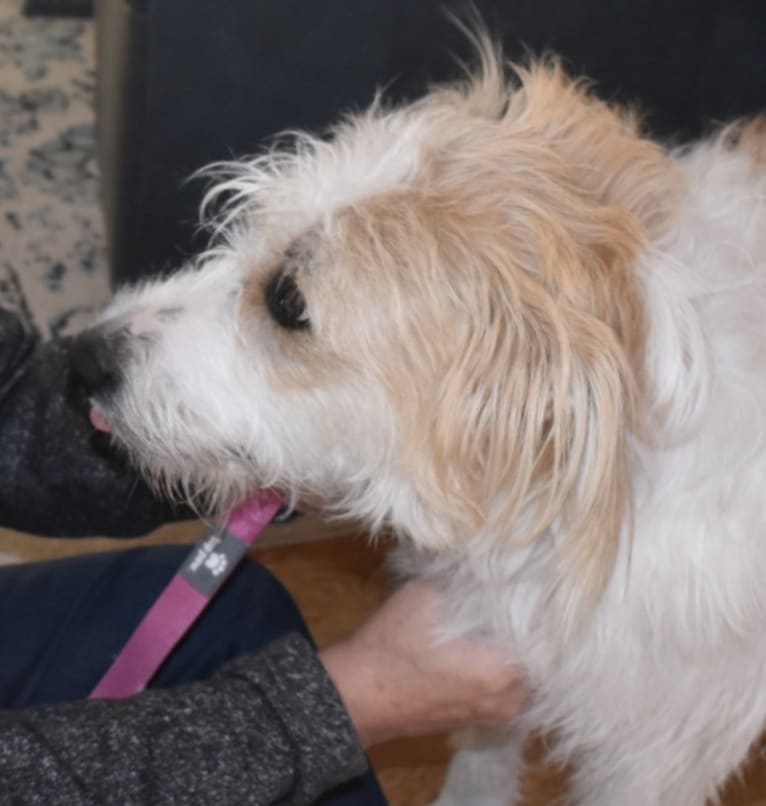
xmin=0 ymin=307 xmax=187 ymax=537
xmin=0 ymin=633 xmax=368 ymax=805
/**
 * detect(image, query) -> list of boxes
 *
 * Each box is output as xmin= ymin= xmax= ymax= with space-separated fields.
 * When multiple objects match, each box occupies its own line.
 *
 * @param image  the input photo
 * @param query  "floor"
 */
xmin=3 ymin=522 xmax=766 ymax=804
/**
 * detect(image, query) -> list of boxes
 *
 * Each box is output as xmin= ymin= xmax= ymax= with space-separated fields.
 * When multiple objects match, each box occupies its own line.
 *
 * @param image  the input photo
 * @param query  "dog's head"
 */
xmin=74 ymin=44 xmax=677 ymax=592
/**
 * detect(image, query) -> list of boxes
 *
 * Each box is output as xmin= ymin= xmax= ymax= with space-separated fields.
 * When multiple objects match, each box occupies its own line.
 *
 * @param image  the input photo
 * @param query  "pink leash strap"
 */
xmin=89 ymin=491 xmax=284 ymax=700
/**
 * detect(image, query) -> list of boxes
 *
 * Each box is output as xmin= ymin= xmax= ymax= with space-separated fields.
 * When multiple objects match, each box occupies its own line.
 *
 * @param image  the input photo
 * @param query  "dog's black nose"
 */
xmin=70 ymin=329 xmax=125 ymax=397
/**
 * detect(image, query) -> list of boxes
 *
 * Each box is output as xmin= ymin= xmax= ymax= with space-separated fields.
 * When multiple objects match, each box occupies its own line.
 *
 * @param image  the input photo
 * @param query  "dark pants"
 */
xmin=0 ymin=545 xmax=386 ymax=805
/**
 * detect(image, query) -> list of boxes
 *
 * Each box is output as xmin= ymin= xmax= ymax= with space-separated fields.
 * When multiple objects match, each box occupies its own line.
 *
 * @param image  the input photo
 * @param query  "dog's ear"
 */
xmin=332 ymin=57 xmax=679 ymax=596
xmin=401 ymin=209 xmax=642 ymax=598
xmin=388 ymin=61 xmax=681 ymax=597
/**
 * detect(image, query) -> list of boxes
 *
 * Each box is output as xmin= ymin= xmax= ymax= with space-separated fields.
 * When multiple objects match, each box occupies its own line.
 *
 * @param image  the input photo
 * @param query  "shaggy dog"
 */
xmin=73 ymin=39 xmax=766 ymax=805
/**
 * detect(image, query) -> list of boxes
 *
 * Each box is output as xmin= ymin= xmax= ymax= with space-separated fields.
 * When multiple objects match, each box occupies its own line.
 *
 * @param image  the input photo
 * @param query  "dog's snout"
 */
xmin=70 ymin=329 xmax=126 ymax=397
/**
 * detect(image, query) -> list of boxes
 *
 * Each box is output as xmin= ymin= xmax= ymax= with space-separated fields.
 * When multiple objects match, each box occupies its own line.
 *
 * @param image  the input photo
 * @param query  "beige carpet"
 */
xmin=0 ymin=0 xmax=108 ymax=338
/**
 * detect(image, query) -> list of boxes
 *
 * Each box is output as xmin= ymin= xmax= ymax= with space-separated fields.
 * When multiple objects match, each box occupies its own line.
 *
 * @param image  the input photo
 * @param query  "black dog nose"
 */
xmin=70 ymin=329 xmax=125 ymax=397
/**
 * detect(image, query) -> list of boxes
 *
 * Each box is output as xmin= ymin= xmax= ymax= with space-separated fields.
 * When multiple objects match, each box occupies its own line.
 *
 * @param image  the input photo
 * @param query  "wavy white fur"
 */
xmin=86 ymin=43 xmax=766 ymax=805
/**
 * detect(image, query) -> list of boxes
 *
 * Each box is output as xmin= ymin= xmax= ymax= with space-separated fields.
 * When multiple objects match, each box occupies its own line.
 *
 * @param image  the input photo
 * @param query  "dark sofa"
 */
xmin=94 ymin=0 xmax=766 ymax=287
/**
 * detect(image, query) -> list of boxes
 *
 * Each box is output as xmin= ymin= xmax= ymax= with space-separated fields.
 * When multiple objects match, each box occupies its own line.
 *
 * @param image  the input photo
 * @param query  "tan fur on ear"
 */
xmin=721 ymin=115 xmax=766 ymax=169
xmin=335 ymin=54 xmax=681 ymax=596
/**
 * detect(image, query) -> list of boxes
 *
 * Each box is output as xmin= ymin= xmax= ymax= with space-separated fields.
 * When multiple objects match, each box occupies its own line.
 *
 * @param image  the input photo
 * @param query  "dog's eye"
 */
xmin=265 ymin=272 xmax=310 ymax=330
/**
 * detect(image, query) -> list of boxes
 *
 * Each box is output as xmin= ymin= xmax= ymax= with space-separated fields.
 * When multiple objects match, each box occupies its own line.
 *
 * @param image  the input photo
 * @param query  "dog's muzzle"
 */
xmin=70 ymin=328 xmax=130 ymax=431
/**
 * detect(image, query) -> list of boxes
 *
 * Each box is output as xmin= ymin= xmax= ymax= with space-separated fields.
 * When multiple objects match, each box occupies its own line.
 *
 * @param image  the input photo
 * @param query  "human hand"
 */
xmin=319 ymin=578 xmax=526 ymax=747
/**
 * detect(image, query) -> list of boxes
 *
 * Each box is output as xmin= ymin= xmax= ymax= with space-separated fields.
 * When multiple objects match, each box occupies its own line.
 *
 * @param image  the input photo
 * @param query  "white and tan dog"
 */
xmin=74 ymin=38 xmax=766 ymax=805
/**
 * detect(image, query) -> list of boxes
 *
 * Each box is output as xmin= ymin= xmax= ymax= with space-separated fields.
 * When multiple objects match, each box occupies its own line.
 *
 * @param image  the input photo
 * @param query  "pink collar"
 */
xmin=89 ymin=491 xmax=284 ymax=700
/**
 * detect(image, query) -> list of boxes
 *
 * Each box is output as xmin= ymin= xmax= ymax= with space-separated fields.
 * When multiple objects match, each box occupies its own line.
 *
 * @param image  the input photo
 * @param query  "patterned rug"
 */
xmin=0 ymin=0 xmax=107 ymax=339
